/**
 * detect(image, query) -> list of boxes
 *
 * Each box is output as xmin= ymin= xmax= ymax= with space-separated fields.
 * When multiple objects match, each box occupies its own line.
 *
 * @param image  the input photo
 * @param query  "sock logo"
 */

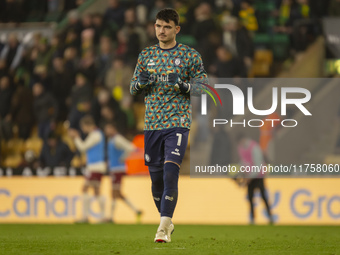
xmin=165 ymin=196 xmax=174 ymax=201
xmin=153 ymin=197 xmax=160 ymax=201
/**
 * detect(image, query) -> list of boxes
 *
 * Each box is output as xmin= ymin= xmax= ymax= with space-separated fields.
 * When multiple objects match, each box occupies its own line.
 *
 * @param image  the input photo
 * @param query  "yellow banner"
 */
xmin=0 ymin=177 xmax=339 ymax=224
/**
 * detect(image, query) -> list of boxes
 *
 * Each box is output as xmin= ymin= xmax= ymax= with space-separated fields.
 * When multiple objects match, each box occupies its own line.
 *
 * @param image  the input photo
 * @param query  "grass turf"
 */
xmin=0 ymin=224 xmax=339 ymax=255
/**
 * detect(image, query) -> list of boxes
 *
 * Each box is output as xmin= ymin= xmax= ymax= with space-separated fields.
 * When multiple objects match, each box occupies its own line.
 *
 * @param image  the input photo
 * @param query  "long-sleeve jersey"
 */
xmin=130 ymin=43 xmax=208 ymax=131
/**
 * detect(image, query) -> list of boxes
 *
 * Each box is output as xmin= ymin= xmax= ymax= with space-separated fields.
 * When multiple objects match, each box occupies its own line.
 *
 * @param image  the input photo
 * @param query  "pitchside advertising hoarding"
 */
xmin=0 ymin=177 xmax=339 ymax=224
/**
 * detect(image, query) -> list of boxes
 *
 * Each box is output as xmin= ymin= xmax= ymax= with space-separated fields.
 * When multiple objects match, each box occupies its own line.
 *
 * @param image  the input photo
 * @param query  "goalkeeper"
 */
xmin=130 ymin=8 xmax=208 ymax=243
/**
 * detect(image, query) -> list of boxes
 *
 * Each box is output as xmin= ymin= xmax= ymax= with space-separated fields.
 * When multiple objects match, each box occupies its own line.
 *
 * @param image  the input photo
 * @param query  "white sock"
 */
xmin=96 ymin=196 xmax=105 ymax=220
xmin=158 ymin=216 xmax=171 ymax=231
xmin=123 ymin=198 xmax=139 ymax=213
xmin=110 ymin=200 xmax=116 ymax=220
xmin=82 ymin=194 xmax=90 ymax=220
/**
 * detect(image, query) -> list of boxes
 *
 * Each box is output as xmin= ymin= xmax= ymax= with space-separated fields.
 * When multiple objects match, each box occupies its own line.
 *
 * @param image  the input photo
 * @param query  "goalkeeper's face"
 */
xmin=155 ymin=19 xmax=180 ymax=44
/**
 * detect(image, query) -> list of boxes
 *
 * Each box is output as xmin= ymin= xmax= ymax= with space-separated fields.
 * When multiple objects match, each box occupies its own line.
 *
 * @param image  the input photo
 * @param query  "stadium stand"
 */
xmin=0 ymin=0 xmax=332 ymax=169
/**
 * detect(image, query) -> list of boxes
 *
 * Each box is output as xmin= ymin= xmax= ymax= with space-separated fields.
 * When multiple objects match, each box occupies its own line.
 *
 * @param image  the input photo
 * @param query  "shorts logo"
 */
xmin=145 ymin=154 xmax=151 ymax=162
xmin=153 ymin=197 xmax=160 ymax=201
xmin=165 ymin=195 xmax=174 ymax=201
xmin=174 ymin=58 xmax=181 ymax=66
xmin=171 ymin=148 xmax=180 ymax=156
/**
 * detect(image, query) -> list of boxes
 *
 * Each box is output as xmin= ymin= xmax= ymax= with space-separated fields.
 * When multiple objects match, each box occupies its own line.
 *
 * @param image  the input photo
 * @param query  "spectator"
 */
xmin=9 ymin=82 xmax=34 ymax=140
xmin=212 ymin=46 xmax=247 ymax=78
xmin=80 ymin=28 xmax=95 ymax=57
xmin=91 ymin=88 xmax=120 ymax=127
xmin=221 ymin=16 xmax=254 ymax=70
xmin=92 ymin=13 xmax=106 ymax=44
xmin=78 ymin=50 xmax=96 ymax=85
xmin=68 ymin=73 xmax=92 ymax=130
xmin=96 ymin=36 xmax=114 ymax=85
xmin=192 ymin=3 xmax=217 ymax=44
xmin=0 ymin=76 xmax=14 ymax=140
xmin=39 ymin=132 xmax=74 ymax=168
xmin=0 ymin=33 xmax=24 ymax=73
xmin=80 ymin=13 xmax=94 ymax=34
xmin=31 ymin=65 xmax=52 ymax=92
xmin=0 ymin=59 xmax=7 ymax=78
xmin=49 ymin=34 xmax=64 ymax=60
xmin=104 ymin=0 xmax=126 ymax=29
xmin=105 ymin=57 xmax=133 ymax=103
xmin=99 ymin=105 xmax=127 ymax=135
xmin=198 ymin=31 xmax=222 ymax=76
xmin=149 ymin=0 xmax=168 ymax=21
xmin=35 ymin=38 xmax=54 ymax=68
xmin=65 ymin=9 xmax=82 ymax=36
xmin=51 ymin=57 xmax=74 ymax=121
xmin=174 ymin=0 xmax=191 ymax=34
xmin=32 ymin=82 xmax=58 ymax=139
xmin=64 ymin=29 xmax=81 ymax=49
xmin=64 ymin=47 xmax=79 ymax=76
xmin=145 ymin=21 xmax=158 ymax=46
xmin=238 ymin=0 xmax=258 ymax=32
xmin=121 ymin=8 xmax=146 ymax=60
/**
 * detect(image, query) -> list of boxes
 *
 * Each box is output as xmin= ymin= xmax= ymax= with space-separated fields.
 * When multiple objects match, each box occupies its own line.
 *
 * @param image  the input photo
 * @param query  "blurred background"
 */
xmin=0 ymin=0 xmax=340 ymax=225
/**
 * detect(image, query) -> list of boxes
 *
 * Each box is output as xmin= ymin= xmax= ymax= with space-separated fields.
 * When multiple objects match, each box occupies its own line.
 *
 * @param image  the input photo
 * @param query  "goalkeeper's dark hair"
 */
xmin=156 ymin=8 xmax=180 ymax=26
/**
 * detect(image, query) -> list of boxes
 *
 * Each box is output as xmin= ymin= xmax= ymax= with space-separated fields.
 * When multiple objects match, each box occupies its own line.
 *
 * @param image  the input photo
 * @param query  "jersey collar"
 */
xmin=158 ymin=42 xmax=179 ymax=51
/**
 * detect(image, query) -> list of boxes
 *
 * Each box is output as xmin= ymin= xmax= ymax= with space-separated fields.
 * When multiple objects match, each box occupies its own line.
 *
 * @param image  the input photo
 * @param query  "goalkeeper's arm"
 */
xmin=130 ymin=52 xmax=150 ymax=96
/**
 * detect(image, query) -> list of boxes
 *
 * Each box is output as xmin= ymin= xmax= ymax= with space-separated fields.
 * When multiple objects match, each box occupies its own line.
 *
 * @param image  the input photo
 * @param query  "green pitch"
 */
xmin=0 ymin=224 xmax=339 ymax=255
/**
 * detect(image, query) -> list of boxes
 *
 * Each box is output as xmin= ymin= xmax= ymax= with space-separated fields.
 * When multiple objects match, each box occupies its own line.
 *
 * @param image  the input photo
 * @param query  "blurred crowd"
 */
xmin=0 ymin=0 xmax=337 ymax=167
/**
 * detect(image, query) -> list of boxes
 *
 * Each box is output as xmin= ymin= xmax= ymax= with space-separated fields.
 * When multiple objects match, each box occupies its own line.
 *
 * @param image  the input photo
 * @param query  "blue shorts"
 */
xmin=144 ymin=127 xmax=189 ymax=168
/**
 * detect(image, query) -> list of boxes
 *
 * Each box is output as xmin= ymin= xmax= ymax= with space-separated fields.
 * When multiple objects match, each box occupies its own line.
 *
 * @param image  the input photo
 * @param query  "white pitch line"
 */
xmin=153 ymin=247 xmax=186 ymax=249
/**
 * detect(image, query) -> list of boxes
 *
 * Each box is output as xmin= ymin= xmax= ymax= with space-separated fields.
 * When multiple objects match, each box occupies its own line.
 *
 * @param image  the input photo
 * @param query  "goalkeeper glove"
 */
xmin=135 ymin=71 xmax=151 ymax=90
xmin=168 ymin=73 xmax=191 ymax=93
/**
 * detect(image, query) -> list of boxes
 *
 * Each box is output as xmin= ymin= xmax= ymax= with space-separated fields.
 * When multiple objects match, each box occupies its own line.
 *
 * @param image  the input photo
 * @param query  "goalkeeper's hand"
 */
xmin=168 ymin=73 xmax=191 ymax=94
xmin=136 ymin=71 xmax=151 ymax=90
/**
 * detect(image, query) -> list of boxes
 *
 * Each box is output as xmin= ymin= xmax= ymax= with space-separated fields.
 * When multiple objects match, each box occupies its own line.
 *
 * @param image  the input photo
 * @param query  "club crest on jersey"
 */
xmin=174 ymin=58 xmax=181 ymax=66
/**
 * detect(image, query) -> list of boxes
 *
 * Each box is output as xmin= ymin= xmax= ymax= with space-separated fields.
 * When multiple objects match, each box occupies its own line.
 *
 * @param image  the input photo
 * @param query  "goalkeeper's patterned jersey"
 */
xmin=130 ymin=43 xmax=207 ymax=131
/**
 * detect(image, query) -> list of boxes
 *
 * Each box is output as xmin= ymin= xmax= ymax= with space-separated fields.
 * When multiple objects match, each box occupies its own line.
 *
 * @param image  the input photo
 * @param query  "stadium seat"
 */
xmin=271 ymin=34 xmax=290 ymax=60
xmin=3 ymin=154 xmax=23 ymax=168
xmin=254 ymin=49 xmax=273 ymax=63
xmin=6 ymin=138 xmax=25 ymax=155
xmin=254 ymin=1 xmax=276 ymax=12
xmin=253 ymin=33 xmax=271 ymax=48
xmin=25 ymin=137 xmax=43 ymax=157
xmin=177 ymin=35 xmax=197 ymax=47
xmin=249 ymin=49 xmax=273 ymax=77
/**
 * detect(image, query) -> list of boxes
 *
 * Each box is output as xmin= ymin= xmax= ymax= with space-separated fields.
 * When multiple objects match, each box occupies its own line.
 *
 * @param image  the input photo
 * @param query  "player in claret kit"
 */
xmin=69 ymin=115 xmax=106 ymax=223
xmin=130 ymin=8 xmax=208 ymax=243
xmin=104 ymin=121 xmax=143 ymax=223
